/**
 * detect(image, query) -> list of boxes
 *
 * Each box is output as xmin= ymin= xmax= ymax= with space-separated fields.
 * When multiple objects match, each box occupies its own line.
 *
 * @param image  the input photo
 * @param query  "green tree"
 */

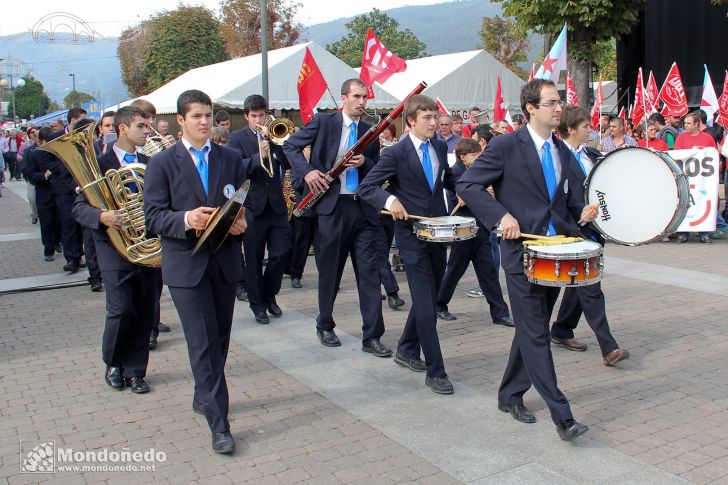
xmin=594 ymin=39 xmax=617 ymax=81
xmin=64 ymin=90 xmax=94 ymax=109
xmin=494 ymin=0 xmax=644 ymax=105
xmin=219 ymin=0 xmax=303 ymax=58
xmin=118 ymin=22 xmax=151 ymax=97
xmin=14 ymin=76 xmax=53 ymax=118
xmin=327 ymin=9 xmax=427 ymax=67
xmin=479 ymin=16 xmax=529 ymax=79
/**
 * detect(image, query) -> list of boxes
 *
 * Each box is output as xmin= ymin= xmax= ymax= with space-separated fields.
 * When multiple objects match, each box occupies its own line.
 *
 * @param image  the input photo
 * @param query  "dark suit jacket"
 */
xmin=283 ymin=112 xmax=380 ymax=219
xmin=22 ymin=146 xmax=53 ymax=189
xmin=45 ymin=129 xmax=78 ymax=195
xmin=71 ymin=150 xmax=152 ymax=272
xmin=456 ymin=127 xmax=584 ymax=274
xmin=228 ymin=127 xmax=289 ymax=217
xmin=357 ymin=136 xmax=455 ymax=250
xmin=144 ymin=141 xmax=249 ymax=288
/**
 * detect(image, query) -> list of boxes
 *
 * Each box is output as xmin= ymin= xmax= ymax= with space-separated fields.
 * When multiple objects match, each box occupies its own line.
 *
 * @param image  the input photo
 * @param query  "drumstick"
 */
xmin=380 ymin=210 xmax=442 ymax=222
xmin=449 ymin=202 xmax=463 ymax=216
xmin=493 ymin=230 xmax=556 ymax=241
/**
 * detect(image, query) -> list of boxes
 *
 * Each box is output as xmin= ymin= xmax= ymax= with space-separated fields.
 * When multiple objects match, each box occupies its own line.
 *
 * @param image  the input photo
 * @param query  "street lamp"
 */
xmin=69 ymin=73 xmax=76 ymax=107
xmin=0 ymin=75 xmax=25 ymax=126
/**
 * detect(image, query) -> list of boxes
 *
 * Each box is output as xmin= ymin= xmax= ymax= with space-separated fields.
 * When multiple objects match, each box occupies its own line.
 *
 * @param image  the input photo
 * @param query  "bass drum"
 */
xmin=584 ymin=146 xmax=689 ymax=246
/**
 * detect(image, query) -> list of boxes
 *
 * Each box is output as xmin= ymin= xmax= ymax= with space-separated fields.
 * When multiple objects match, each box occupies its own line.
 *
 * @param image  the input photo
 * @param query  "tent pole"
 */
xmin=261 ymin=0 xmax=269 ymax=101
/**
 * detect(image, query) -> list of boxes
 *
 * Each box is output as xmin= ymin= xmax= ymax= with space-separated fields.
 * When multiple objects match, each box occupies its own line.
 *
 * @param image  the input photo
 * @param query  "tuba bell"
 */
xmin=38 ymin=124 xmax=162 ymax=267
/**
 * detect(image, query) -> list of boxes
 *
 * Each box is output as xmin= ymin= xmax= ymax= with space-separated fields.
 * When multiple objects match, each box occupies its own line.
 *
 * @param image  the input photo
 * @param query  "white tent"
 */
xmin=105 ymin=42 xmax=400 ymax=114
xmin=362 ymin=50 xmax=526 ymax=114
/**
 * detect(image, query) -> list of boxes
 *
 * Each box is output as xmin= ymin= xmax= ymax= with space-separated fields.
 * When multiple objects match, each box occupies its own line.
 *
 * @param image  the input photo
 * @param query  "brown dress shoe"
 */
xmin=604 ymin=348 xmax=630 ymax=366
xmin=550 ymin=336 xmax=587 ymax=351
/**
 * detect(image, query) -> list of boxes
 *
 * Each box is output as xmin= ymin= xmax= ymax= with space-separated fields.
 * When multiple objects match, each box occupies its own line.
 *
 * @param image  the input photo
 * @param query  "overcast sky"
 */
xmin=0 ymin=0 xmax=445 ymax=38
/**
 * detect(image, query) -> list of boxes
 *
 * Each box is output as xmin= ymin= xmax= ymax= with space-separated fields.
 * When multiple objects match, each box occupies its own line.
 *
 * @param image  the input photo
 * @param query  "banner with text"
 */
xmin=670 ymin=148 xmax=719 ymax=232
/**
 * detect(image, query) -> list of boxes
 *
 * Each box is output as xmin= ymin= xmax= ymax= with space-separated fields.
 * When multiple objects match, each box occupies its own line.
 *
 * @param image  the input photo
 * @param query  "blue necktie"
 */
xmin=573 ymin=149 xmax=588 ymax=176
xmin=542 ymin=140 xmax=557 ymax=235
xmin=420 ymin=141 xmax=435 ymax=191
xmin=191 ymin=146 xmax=210 ymax=195
xmin=122 ymin=153 xmax=138 ymax=192
xmin=345 ymin=122 xmax=358 ymax=191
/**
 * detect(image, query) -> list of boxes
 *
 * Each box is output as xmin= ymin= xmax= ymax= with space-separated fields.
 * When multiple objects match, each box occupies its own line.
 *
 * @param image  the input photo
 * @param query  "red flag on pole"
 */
xmin=436 ymin=97 xmax=449 ymax=115
xmin=297 ymin=47 xmax=328 ymax=124
xmin=646 ymin=71 xmax=659 ymax=113
xmin=528 ymin=63 xmax=536 ymax=81
xmin=359 ymin=28 xmax=407 ymax=99
xmin=590 ymin=77 xmax=604 ymax=130
xmin=717 ymin=70 xmax=728 ymax=128
xmin=618 ymin=106 xmax=626 ymax=121
xmin=493 ymin=76 xmax=506 ymax=121
xmin=631 ymin=68 xmax=646 ymax=126
xmin=659 ymin=62 xmax=689 ymax=117
xmin=566 ymin=71 xmax=579 ymax=106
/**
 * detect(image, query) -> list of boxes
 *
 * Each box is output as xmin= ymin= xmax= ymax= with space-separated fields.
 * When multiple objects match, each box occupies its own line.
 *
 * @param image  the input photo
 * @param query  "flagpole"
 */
xmin=325 ymin=86 xmax=339 ymax=110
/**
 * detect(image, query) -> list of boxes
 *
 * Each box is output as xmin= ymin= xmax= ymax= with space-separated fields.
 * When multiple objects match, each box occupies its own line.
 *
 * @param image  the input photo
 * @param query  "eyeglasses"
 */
xmin=537 ymin=100 xmax=565 ymax=109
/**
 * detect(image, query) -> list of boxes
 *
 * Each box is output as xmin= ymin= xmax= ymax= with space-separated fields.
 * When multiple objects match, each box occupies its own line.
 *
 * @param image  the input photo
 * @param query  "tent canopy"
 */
xmin=30 ymin=109 xmax=69 ymax=125
xmin=105 ymin=42 xmax=400 ymax=114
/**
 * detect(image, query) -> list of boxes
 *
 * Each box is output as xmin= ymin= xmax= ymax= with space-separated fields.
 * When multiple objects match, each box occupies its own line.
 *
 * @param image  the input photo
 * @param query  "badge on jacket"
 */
xmin=223 ymin=184 xmax=235 ymax=198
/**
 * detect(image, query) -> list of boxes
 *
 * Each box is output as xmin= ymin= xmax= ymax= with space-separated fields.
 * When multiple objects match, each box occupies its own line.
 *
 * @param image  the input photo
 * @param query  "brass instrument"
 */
xmin=282 ymin=170 xmax=297 ymax=220
xmin=39 ymin=124 xmax=161 ymax=266
xmin=257 ymin=116 xmax=298 ymax=177
xmin=138 ymin=127 xmax=175 ymax=157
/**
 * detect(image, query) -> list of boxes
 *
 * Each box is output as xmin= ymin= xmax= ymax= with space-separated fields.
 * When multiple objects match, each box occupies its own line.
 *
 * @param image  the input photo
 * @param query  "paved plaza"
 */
xmin=2 ymin=178 xmax=728 ymax=484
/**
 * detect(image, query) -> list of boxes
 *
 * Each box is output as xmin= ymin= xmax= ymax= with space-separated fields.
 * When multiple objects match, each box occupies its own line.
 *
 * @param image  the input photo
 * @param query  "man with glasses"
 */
xmin=436 ymin=114 xmax=460 ymax=153
xmin=457 ymin=79 xmax=599 ymax=441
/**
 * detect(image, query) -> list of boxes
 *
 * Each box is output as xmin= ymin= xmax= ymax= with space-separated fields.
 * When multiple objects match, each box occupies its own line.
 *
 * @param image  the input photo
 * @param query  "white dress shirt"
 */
xmin=563 ymin=140 xmax=594 ymax=176
xmin=112 ymin=144 xmax=137 ymax=166
xmin=526 ymin=123 xmax=562 ymax=184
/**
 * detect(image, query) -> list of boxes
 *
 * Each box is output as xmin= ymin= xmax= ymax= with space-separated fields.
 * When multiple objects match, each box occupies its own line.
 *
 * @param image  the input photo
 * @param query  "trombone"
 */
xmin=256 ymin=115 xmax=297 ymax=177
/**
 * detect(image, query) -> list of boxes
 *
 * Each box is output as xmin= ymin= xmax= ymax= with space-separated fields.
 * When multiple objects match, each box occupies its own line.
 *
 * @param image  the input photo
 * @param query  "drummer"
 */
xmin=358 ymin=95 xmax=457 ymax=395
xmin=549 ymin=105 xmax=630 ymax=366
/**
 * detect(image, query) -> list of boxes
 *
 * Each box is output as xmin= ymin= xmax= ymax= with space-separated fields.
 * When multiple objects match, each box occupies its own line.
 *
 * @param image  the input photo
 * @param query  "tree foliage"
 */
xmin=479 ymin=16 xmax=529 ymax=79
xmin=594 ymin=39 xmax=617 ymax=81
xmin=219 ymin=0 xmax=303 ymax=58
xmin=13 ymin=76 xmax=53 ymax=118
xmin=118 ymin=6 xmax=229 ymax=96
xmin=64 ymin=90 xmax=94 ymax=109
xmin=327 ymin=9 xmax=427 ymax=67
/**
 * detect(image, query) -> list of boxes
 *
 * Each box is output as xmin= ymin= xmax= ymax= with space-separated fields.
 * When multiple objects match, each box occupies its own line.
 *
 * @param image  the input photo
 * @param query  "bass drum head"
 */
xmin=586 ymin=147 xmax=683 ymax=246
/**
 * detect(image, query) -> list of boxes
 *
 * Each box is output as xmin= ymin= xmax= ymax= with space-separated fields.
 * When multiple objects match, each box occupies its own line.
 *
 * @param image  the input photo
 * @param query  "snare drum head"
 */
xmin=526 ymin=240 xmax=601 ymax=255
xmin=586 ymin=147 xmax=683 ymax=245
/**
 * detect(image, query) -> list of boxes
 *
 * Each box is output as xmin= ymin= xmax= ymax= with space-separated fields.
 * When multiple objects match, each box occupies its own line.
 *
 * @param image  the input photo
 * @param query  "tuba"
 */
xmin=39 ymin=124 xmax=161 ymax=267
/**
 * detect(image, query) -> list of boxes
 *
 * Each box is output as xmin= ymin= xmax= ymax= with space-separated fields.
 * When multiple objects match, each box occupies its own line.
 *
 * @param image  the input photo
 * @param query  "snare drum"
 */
xmin=585 ymin=146 xmax=689 ymax=246
xmin=413 ymin=216 xmax=477 ymax=242
xmin=523 ymin=240 xmax=603 ymax=287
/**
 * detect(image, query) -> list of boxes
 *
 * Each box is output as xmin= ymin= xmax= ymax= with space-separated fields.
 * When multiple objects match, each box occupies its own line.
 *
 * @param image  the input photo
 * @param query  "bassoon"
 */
xmin=292 ymin=81 xmax=428 ymax=217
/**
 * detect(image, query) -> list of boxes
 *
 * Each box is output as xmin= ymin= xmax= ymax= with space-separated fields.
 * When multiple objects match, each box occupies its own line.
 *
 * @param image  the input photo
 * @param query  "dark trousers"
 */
xmin=376 ymin=221 xmax=399 ymax=296
xmin=436 ymin=228 xmax=509 ymax=320
xmin=287 ymin=215 xmax=315 ymax=279
xmin=3 ymin=152 xmax=19 ymax=179
xmin=500 ymin=272 xmax=572 ymax=424
xmin=151 ymin=278 xmax=164 ymax=338
xmin=551 ymin=284 xmax=619 ymax=357
xmin=398 ymin=242 xmax=447 ymax=378
xmin=83 ymin=228 xmax=101 ymax=282
xmin=101 ymin=268 xmax=161 ymax=378
xmin=243 ymin=205 xmax=291 ymax=314
xmin=314 ymin=195 xmax=384 ymax=343
xmin=169 ymin=259 xmax=237 ymax=434
xmin=36 ymin=187 xmax=61 ymax=257
xmin=55 ymin=192 xmax=83 ymax=263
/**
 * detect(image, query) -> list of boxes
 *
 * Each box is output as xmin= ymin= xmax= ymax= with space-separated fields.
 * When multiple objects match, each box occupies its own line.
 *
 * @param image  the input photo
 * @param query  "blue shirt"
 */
xmin=436 ymin=132 xmax=460 ymax=153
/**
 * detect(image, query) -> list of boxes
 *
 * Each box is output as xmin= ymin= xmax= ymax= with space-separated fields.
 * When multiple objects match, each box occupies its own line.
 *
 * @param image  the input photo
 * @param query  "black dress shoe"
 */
xmin=316 ymin=329 xmax=341 ymax=347
xmin=387 ymin=293 xmax=405 ymax=310
xmin=556 ymin=419 xmax=589 ymax=441
xmin=236 ymin=284 xmax=248 ymax=302
xmin=436 ymin=310 xmax=457 ymax=321
xmin=290 ymin=277 xmax=302 ymax=288
xmin=55 ymin=244 xmax=63 ymax=254
xmin=393 ymin=352 xmax=427 ymax=372
xmin=149 ymin=335 xmax=158 ymax=350
xmin=362 ymin=338 xmax=393 ymax=357
xmin=32 ymin=216 xmax=38 ymax=224
xmin=126 ymin=377 xmax=150 ymax=394
xmin=425 ymin=375 xmax=454 ymax=395
xmin=63 ymin=262 xmax=79 ymax=273
xmin=498 ymin=402 xmax=536 ymax=423
xmin=212 ymin=431 xmax=236 ymax=454
xmin=254 ymin=311 xmax=270 ymax=325
xmin=493 ymin=315 xmax=515 ymax=327
xmin=89 ymin=280 xmax=104 ymax=292
xmin=105 ymin=367 xmax=123 ymax=390
xmin=267 ymin=300 xmax=283 ymax=318
xmin=44 ymin=255 xmax=54 ymax=262
xmin=158 ymin=323 xmax=171 ymax=333
xmin=192 ymin=400 xmax=206 ymax=416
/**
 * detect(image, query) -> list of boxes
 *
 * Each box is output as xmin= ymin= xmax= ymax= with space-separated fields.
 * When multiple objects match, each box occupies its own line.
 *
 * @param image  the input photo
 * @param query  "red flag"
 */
xmin=618 ymin=106 xmax=626 ymax=121
xmin=528 ymin=63 xmax=536 ymax=81
xmin=590 ymin=77 xmax=604 ymax=130
xmin=717 ymin=70 xmax=728 ymax=128
xmin=632 ymin=68 xmax=646 ymax=126
xmin=359 ymin=28 xmax=407 ymax=99
xmin=297 ymin=47 xmax=328 ymax=124
xmin=493 ymin=76 xmax=506 ymax=121
xmin=659 ymin=62 xmax=689 ymax=117
xmin=646 ymin=71 xmax=659 ymax=113
xmin=566 ymin=71 xmax=579 ymax=106
xmin=436 ymin=97 xmax=449 ymax=115
xmin=660 ymin=104 xmax=668 ymax=116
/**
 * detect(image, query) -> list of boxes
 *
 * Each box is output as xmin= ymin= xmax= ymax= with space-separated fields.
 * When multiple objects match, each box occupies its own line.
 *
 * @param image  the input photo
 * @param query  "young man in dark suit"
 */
xmin=72 ymin=107 xmax=161 ymax=394
xmin=228 ymin=95 xmax=291 ymax=324
xmin=550 ymin=105 xmax=629 ymax=366
xmin=283 ymin=78 xmax=390 ymax=357
xmin=358 ymin=95 xmax=457 ymax=395
xmin=457 ymin=79 xmax=599 ymax=441
xmin=144 ymin=90 xmax=248 ymax=454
